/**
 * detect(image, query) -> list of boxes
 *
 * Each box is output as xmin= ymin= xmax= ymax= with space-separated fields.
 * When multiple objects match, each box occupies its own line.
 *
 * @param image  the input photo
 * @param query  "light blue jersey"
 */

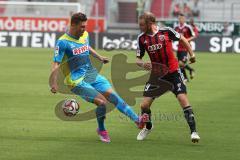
xmin=53 ymin=31 xmax=111 ymax=102
xmin=53 ymin=31 xmax=98 ymax=85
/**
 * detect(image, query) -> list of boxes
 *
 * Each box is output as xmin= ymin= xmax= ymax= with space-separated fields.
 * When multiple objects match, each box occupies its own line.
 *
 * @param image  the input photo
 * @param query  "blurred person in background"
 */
xmin=190 ymin=18 xmax=199 ymax=38
xmin=183 ymin=3 xmax=192 ymax=18
xmin=192 ymin=0 xmax=200 ymax=17
xmin=173 ymin=3 xmax=181 ymax=17
xmin=222 ymin=22 xmax=234 ymax=36
xmin=174 ymin=13 xmax=196 ymax=82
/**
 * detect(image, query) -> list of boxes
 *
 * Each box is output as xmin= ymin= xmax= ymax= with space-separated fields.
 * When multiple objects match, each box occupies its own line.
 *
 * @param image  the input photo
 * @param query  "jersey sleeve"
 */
xmin=53 ymin=40 xmax=66 ymax=63
xmin=166 ymin=27 xmax=181 ymax=41
xmin=136 ymin=35 xmax=145 ymax=59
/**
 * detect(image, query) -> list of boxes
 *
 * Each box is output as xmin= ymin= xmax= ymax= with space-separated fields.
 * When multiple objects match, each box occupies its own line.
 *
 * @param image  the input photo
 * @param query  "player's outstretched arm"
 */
xmin=136 ymin=57 xmax=152 ymax=70
xmin=179 ymin=35 xmax=196 ymax=63
xmin=50 ymin=62 xmax=60 ymax=93
xmin=89 ymin=46 xmax=109 ymax=64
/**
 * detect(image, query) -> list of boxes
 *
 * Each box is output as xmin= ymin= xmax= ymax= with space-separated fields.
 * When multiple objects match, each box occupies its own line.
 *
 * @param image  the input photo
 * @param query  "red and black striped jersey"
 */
xmin=136 ymin=27 xmax=180 ymax=73
xmin=174 ymin=23 xmax=195 ymax=52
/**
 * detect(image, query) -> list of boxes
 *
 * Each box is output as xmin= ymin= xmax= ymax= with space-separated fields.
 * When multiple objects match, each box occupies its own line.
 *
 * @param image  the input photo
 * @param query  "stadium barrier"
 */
xmin=159 ymin=21 xmax=240 ymax=36
xmin=0 ymin=31 xmax=239 ymax=53
xmin=100 ymin=33 xmax=240 ymax=53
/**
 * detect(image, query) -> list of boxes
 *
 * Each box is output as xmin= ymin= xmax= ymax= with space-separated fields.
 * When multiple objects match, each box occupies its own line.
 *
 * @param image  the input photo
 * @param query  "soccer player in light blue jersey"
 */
xmin=50 ymin=12 xmax=148 ymax=143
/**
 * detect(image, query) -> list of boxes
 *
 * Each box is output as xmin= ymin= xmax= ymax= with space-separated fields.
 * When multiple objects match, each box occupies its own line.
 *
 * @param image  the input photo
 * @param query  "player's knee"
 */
xmin=94 ymin=96 xmax=108 ymax=106
xmin=177 ymin=93 xmax=189 ymax=107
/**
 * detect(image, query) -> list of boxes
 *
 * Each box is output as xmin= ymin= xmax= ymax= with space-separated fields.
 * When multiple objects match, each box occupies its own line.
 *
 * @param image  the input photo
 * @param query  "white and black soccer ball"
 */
xmin=62 ymin=99 xmax=80 ymax=116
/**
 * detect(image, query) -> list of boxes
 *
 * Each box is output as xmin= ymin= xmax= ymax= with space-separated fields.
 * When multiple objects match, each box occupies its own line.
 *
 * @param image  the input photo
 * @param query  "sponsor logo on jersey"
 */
xmin=148 ymin=43 xmax=163 ymax=51
xmin=72 ymin=45 xmax=89 ymax=55
xmin=159 ymin=35 xmax=165 ymax=41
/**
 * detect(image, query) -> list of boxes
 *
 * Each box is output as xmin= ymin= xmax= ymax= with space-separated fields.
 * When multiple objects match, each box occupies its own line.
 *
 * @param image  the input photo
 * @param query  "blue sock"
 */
xmin=96 ymin=105 xmax=106 ymax=131
xmin=108 ymin=93 xmax=139 ymax=122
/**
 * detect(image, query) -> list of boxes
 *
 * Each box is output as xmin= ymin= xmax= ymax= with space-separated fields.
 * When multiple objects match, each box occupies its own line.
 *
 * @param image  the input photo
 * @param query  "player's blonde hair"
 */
xmin=139 ymin=12 xmax=156 ymax=24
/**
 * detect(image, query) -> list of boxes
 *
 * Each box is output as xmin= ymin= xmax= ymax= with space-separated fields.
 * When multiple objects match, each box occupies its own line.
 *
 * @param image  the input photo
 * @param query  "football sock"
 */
xmin=96 ymin=105 xmax=106 ymax=131
xmin=141 ymin=108 xmax=152 ymax=130
xmin=108 ymin=92 xmax=139 ymax=122
xmin=183 ymin=106 xmax=196 ymax=133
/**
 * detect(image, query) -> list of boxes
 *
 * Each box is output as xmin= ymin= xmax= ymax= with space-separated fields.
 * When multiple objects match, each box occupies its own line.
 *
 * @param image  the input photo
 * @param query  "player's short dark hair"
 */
xmin=71 ymin=12 xmax=87 ymax=25
xmin=139 ymin=12 xmax=156 ymax=24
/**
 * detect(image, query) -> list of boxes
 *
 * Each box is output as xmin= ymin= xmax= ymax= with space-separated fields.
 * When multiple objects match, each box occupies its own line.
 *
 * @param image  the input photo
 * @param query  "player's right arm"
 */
xmin=136 ymin=35 xmax=152 ymax=70
xmin=50 ymin=62 xmax=60 ymax=93
xmin=50 ymin=40 xmax=66 ymax=93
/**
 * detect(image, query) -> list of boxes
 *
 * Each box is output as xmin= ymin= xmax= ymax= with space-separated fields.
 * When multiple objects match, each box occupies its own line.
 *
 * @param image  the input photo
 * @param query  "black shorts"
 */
xmin=177 ymin=51 xmax=188 ymax=63
xmin=143 ymin=69 xmax=187 ymax=97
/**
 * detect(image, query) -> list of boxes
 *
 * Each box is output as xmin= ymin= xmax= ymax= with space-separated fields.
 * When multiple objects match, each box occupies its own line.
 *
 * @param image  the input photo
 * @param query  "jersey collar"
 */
xmin=66 ymin=32 xmax=79 ymax=40
xmin=146 ymin=26 xmax=160 ymax=37
xmin=178 ymin=23 xmax=187 ymax=29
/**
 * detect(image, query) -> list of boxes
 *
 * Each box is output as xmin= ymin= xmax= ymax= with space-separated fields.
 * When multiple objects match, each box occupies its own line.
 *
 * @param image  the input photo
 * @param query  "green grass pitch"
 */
xmin=0 ymin=47 xmax=240 ymax=160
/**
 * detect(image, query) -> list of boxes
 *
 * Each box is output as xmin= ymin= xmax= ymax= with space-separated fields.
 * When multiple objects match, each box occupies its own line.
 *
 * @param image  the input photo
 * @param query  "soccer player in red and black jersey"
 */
xmin=175 ymin=13 xmax=196 ymax=81
xmin=190 ymin=18 xmax=199 ymax=38
xmin=136 ymin=12 xmax=200 ymax=143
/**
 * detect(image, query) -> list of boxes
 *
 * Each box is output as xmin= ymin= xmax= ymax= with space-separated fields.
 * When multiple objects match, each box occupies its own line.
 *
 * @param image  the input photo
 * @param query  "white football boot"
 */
xmin=137 ymin=125 xmax=153 ymax=141
xmin=191 ymin=132 xmax=200 ymax=143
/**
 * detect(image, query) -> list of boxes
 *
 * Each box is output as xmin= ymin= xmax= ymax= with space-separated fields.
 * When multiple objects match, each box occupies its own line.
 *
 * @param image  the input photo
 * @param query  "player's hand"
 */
xmin=50 ymin=83 xmax=58 ymax=94
xmin=143 ymin=62 xmax=152 ymax=71
xmin=100 ymin=56 xmax=109 ymax=64
xmin=189 ymin=55 xmax=196 ymax=64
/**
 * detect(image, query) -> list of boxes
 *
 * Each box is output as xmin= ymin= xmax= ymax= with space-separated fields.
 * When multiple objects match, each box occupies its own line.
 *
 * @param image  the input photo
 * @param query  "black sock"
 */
xmin=141 ymin=108 xmax=152 ymax=130
xmin=185 ymin=64 xmax=193 ymax=72
xmin=183 ymin=106 xmax=196 ymax=133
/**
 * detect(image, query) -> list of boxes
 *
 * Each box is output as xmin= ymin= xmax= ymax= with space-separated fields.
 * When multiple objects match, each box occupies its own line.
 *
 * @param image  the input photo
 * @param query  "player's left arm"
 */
xmin=89 ymin=46 xmax=109 ymax=64
xmin=179 ymin=35 xmax=196 ymax=63
xmin=167 ymin=27 xmax=196 ymax=63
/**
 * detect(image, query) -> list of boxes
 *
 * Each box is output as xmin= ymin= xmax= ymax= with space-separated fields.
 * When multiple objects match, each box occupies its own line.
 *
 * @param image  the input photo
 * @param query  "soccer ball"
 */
xmin=62 ymin=99 xmax=80 ymax=116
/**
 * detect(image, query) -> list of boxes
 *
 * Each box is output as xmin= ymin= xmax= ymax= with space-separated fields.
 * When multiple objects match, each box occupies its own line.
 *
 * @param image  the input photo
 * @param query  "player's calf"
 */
xmin=183 ymin=106 xmax=196 ymax=133
xmin=177 ymin=94 xmax=200 ymax=143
